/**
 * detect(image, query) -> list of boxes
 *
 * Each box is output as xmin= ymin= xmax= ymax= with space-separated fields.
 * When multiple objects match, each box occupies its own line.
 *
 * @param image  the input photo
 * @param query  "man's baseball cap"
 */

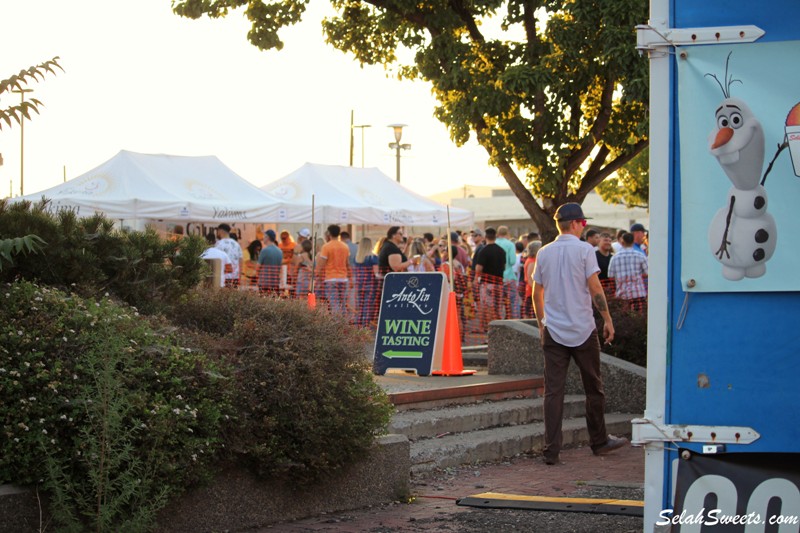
xmin=471 ymin=228 xmax=484 ymax=237
xmin=297 ymin=228 xmax=311 ymax=238
xmin=630 ymin=223 xmax=647 ymax=232
xmin=553 ymin=203 xmax=590 ymax=222
xmin=264 ymin=229 xmax=277 ymax=242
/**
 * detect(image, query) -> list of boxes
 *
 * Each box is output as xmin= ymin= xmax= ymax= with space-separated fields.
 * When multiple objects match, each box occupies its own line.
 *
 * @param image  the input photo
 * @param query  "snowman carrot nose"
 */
xmin=712 ymin=127 xmax=734 ymax=149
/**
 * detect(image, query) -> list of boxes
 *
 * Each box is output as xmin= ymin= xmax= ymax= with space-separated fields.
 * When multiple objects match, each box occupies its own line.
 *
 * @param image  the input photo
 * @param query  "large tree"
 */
xmin=172 ymin=0 xmax=648 ymax=241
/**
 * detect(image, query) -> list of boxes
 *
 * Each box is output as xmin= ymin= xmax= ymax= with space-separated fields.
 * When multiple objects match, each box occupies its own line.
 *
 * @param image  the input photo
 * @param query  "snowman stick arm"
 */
xmin=760 ymin=139 xmax=789 ymax=186
xmin=715 ymin=194 xmax=735 ymax=260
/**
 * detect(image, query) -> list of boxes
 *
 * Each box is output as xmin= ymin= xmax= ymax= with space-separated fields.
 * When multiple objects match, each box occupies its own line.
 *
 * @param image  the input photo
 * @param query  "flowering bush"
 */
xmin=0 ymin=281 xmax=232 ymax=531
xmin=173 ymin=289 xmax=394 ymax=484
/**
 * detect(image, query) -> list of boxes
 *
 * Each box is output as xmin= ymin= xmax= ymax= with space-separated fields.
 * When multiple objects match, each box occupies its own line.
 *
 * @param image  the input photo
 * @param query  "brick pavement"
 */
xmin=266 ymin=443 xmax=644 ymax=531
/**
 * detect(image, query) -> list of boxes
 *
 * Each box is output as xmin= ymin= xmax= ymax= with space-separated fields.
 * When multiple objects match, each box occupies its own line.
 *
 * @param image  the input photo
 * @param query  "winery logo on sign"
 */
xmin=383 ymin=277 xmax=433 ymax=315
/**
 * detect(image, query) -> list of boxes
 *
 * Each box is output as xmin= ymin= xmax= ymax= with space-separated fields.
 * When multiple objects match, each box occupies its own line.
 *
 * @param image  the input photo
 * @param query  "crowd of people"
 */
xmin=199 ymin=217 xmax=649 ymax=336
xmin=199 ymin=206 xmax=646 ymax=465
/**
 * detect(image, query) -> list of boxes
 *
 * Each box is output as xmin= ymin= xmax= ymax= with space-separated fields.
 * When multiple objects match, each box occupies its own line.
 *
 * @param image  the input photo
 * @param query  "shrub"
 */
xmin=0 ymin=234 xmax=46 ymax=271
xmin=0 ymin=199 xmax=208 ymax=313
xmin=595 ymin=297 xmax=648 ymax=367
xmin=173 ymin=289 xmax=394 ymax=484
xmin=0 ymin=281 xmax=232 ymax=531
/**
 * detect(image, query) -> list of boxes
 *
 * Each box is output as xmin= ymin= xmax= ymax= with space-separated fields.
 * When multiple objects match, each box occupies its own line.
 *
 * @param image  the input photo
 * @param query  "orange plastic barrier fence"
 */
xmin=234 ymin=265 xmax=645 ymax=346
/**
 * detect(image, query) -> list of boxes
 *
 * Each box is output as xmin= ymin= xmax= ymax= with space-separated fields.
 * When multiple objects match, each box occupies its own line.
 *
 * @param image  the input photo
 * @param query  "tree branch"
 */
xmin=365 ymin=0 xmax=439 ymax=35
xmin=522 ymin=1 xmax=537 ymax=47
xmin=574 ymin=139 xmax=649 ymax=201
xmin=448 ymin=0 xmax=484 ymax=42
xmin=474 ymin=118 xmax=552 ymax=230
xmin=564 ymin=75 xmax=615 ymax=177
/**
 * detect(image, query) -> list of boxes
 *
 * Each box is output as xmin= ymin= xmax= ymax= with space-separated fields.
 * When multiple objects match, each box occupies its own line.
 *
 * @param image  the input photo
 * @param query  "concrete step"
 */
xmin=409 ymin=412 xmax=636 ymax=474
xmin=461 ymin=345 xmax=488 ymax=367
xmin=389 ymin=395 xmax=587 ymax=441
xmin=388 ymin=376 xmax=543 ymax=411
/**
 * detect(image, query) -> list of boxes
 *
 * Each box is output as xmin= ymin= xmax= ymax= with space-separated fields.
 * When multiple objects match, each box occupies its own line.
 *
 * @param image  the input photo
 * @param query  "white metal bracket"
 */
xmin=631 ymin=417 xmax=760 ymax=446
xmin=636 ymin=24 xmax=765 ymax=55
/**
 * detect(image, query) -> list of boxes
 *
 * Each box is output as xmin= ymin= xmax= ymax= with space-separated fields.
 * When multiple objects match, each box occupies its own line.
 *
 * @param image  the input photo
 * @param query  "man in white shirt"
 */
xmin=214 ymin=223 xmax=243 ymax=287
xmin=532 ymin=203 xmax=628 ymax=465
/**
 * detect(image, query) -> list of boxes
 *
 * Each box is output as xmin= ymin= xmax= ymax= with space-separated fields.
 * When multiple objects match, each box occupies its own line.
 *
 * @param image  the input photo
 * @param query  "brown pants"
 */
xmin=542 ymin=328 xmax=607 ymax=460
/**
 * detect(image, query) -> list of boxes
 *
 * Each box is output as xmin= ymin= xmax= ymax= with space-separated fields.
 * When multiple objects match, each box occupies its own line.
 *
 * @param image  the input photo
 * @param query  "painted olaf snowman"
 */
xmin=707 ymin=59 xmax=777 ymax=281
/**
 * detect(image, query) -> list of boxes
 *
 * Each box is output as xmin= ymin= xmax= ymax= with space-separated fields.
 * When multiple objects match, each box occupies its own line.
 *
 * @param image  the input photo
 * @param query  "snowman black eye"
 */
xmin=729 ymin=112 xmax=743 ymax=129
xmin=717 ymin=115 xmax=729 ymax=128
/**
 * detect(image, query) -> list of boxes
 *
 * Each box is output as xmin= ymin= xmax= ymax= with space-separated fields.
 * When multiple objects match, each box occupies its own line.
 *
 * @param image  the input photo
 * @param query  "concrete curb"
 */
xmin=154 ymin=434 xmax=410 ymax=532
xmin=0 ymin=434 xmax=410 ymax=533
xmin=487 ymin=319 xmax=646 ymax=414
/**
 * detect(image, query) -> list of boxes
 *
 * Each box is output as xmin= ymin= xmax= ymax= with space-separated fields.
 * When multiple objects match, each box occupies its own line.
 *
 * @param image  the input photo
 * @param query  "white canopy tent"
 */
xmin=14 ymin=150 xmax=306 ymax=224
xmin=260 ymin=163 xmax=474 ymax=227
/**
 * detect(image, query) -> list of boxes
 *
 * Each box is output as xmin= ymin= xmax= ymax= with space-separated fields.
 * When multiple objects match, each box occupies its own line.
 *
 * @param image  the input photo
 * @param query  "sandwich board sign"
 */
xmin=372 ymin=272 xmax=448 ymax=376
xmin=636 ymin=1 xmax=800 ymax=529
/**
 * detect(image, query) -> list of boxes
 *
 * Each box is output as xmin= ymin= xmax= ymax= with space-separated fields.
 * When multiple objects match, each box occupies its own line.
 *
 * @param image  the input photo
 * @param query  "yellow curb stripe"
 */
xmin=469 ymin=492 xmax=644 ymax=507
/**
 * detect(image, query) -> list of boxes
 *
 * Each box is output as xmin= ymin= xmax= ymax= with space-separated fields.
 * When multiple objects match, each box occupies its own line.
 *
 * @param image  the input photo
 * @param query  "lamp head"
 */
xmin=388 ymin=123 xmax=408 ymax=142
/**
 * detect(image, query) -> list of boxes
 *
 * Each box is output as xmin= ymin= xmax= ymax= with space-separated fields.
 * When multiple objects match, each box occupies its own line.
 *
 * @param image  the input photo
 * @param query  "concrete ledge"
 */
xmin=487 ymin=320 xmax=646 ymax=414
xmin=0 ymin=434 xmax=410 ymax=533
xmin=154 ymin=434 xmax=410 ymax=532
xmin=0 ymin=484 xmax=44 ymax=533
xmin=487 ymin=319 xmax=541 ymax=375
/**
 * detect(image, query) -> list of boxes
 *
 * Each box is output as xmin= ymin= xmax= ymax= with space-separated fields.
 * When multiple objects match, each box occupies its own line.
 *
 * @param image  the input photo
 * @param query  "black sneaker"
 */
xmin=592 ymin=435 xmax=629 ymax=456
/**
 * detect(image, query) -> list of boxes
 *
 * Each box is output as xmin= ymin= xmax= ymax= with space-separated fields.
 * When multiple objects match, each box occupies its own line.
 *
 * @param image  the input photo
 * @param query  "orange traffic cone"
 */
xmin=307 ymin=292 xmax=316 ymax=309
xmin=432 ymin=291 xmax=476 ymax=376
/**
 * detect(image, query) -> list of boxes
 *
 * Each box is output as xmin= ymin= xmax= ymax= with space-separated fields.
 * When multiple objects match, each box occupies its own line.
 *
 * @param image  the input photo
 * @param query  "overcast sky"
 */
xmin=0 ymin=0 xmax=510 ymax=200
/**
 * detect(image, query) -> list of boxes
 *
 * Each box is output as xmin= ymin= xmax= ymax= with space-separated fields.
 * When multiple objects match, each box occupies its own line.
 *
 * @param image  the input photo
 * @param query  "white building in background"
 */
xmin=429 ymin=186 xmax=649 ymax=237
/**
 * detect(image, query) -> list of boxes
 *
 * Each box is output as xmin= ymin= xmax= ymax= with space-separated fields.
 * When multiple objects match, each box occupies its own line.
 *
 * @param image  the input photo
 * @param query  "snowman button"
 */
xmin=753 ymin=248 xmax=766 ymax=261
xmin=754 ymin=229 xmax=769 ymax=243
xmin=754 ymin=196 xmax=766 ymax=210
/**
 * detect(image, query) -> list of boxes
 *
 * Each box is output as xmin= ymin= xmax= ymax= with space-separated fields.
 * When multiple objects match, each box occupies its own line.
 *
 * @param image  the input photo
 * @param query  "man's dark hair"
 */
xmin=387 ymin=226 xmax=401 ymax=239
xmin=585 ymin=229 xmax=599 ymax=239
xmin=527 ymin=232 xmax=540 ymax=241
xmin=616 ymin=229 xmax=627 ymax=239
xmin=515 ymin=241 xmax=524 ymax=252
xmin=341 ymin=231 xmax=351 ymax=240
xmin=327 ymin=224 xmax=341 ymax=238
xmin=484 ymin=227 xmax=497 ymax=240
xmin=423 ymin=232 xmax=434 ymax=243
xmin=622 ymin=232 xmax=635 ymax=245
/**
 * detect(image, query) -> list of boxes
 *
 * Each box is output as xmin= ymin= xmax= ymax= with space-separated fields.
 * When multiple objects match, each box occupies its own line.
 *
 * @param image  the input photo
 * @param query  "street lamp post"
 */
xmin=349 ymin=111 xmax=372 ymax=167
xmin=11 ymin=88 xmax=34 ymax=196
xmin=387 ymin=123 xmax=411 ymax=183
xmin=352 ymin=124 xmax=371 ymax=167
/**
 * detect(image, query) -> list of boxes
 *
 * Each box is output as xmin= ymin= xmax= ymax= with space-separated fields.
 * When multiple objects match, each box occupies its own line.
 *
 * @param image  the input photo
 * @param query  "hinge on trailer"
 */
xmin=636 ymin=24 xmax=765 ymax=56
xmin=631 ymin=417 xmax=760 ymax=446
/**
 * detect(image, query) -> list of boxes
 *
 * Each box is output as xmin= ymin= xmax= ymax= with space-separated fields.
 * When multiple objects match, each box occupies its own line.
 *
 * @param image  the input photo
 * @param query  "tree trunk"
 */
xmin=475 ymin=125 xmax=559 ymax=243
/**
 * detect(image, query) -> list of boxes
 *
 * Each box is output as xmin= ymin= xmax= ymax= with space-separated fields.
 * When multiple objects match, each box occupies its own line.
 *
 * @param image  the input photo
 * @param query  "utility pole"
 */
xmin=11 ymin=88 xmax=34 ymax=196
